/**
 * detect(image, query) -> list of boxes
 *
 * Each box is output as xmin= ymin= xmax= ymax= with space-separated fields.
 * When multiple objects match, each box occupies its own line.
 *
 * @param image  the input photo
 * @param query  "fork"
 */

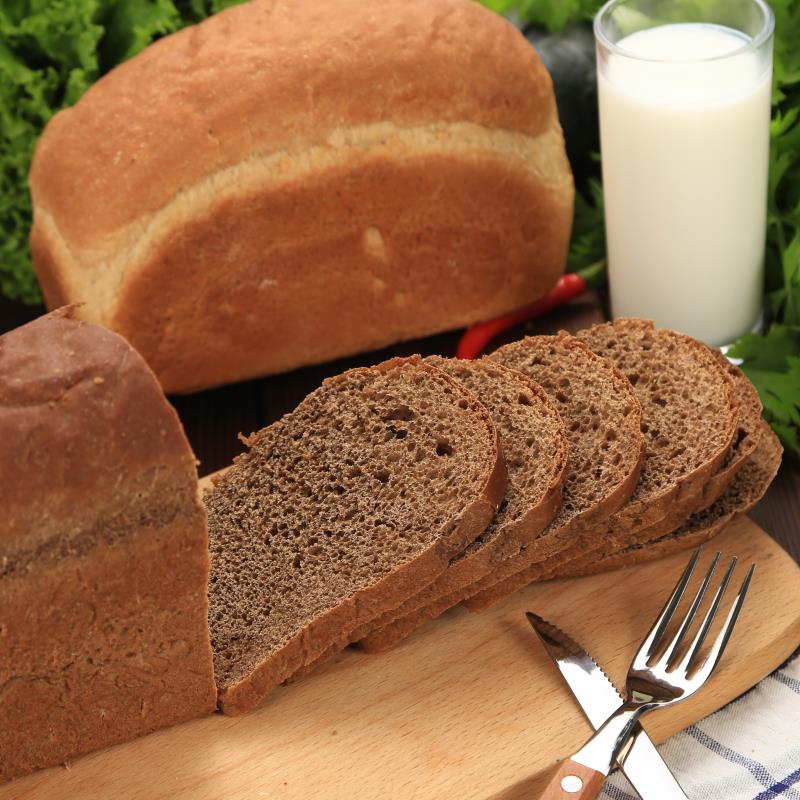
xmin=538 ymin=547 xmax=755 ymax=799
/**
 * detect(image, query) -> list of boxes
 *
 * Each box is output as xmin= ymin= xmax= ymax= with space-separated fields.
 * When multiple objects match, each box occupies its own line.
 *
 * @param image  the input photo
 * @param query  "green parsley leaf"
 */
xmin=729 ymin=326 xmax=800 ymax=457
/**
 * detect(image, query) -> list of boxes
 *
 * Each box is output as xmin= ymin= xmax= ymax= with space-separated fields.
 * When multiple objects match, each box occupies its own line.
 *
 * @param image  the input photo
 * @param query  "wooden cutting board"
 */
xmin=5 ymin=515 xmax=800 ymax=800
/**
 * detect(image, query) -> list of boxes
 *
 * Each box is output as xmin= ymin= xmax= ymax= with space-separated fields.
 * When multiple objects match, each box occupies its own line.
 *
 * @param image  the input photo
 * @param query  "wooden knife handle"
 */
xmin=538 ymin=759 xmax=606 ymax=799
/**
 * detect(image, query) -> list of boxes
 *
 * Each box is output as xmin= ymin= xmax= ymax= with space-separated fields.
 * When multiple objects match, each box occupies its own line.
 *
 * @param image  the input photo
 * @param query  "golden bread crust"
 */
xmin=28 ymin=0 xmax=573 ymax=393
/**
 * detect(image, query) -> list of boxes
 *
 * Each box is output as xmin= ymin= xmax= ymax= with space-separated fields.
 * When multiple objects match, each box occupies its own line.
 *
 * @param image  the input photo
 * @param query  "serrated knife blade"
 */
xmin=526 ymin=612 xmax=687 ymax=800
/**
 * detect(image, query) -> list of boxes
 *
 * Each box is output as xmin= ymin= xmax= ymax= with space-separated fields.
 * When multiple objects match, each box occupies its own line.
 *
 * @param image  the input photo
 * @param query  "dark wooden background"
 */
xmin=3 ymin=293 xmax=797 ymax=563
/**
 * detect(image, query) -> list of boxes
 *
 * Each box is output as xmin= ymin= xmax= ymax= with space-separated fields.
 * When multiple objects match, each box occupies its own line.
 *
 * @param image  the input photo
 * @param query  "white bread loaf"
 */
xmin=29 ymin=0 xmax=574 ymax=394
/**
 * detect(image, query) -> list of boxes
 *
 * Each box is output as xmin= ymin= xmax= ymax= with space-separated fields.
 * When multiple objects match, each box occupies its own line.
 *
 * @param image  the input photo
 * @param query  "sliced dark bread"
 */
xmin=289 ymin=356 xmax=568 ymax=672
xmin=463 ymin=319 xmax=740 ymax=612
xmin=542 ymin=355 xmax=763 ymax=577
xmin=702 ymin=351 xmax=763 ymax=501
xmin=348 ymin=356 xmax=568 ymax=652
xmin=453 ymin=332 xmax=644 ymax=606
xmin=364 ymin=421 xmax=780 ymax=652
xmin=543 ymin=420 xmax=781 ymax=579
xmin=640 ymin=352 xmax=762 ymax=523
xmin=572 ymin=319 xmax=740 ymax=535
xmin=470 ymin=422 xmax=780 ymax=606
xmin=206 ymin=356 xmax=506 ymax=714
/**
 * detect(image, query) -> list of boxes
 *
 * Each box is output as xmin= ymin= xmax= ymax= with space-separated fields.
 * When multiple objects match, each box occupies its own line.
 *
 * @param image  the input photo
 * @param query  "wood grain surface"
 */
xmin=4 ymin=515 xmax=799 ymax=800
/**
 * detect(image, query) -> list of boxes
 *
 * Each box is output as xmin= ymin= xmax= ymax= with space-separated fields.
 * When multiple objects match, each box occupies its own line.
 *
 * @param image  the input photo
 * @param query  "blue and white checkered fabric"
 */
xmin=602 ymin=654 xmax=800 ymax=800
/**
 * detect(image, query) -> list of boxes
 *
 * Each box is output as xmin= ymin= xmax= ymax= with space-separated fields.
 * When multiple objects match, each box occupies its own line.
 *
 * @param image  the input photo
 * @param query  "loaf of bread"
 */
xmin=29 ymin=0 xmax=573 ymax=394
xmin=0 ymin=309 xmax=216 ymax=783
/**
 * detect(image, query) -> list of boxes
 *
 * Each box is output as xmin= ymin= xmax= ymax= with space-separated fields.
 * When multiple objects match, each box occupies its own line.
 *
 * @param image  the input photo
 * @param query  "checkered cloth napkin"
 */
xmin=602 ymin=652 xmax=800 ymax=800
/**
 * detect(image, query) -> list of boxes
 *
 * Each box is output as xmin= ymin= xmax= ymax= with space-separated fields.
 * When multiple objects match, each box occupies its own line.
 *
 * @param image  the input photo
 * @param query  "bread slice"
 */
xmin=575 ymin=319 xmax=740 ymax=532
xmin=206 ymin=356 xmax=506 ymax=715
xmin=542 ymin=355 xmax=763 ymax=577
xmin=0 ymin=307 xmax=216 ymax=782
xmin=284 ymin=356 xmax=567 ymax=673
xmin=540 ymin=420 xmax=782 ymax=580
xmin=464 ymin=319 xmax=741 ymax=612
xmin=348 ymin=356 xmax=567 ymax=652
xmin=636 ymin=352 xmax=762 ymax=526
xmin=701 ymin=351 xmax=763 ymax=501
xmin=453 ymin=332 xmax=644 ymax=609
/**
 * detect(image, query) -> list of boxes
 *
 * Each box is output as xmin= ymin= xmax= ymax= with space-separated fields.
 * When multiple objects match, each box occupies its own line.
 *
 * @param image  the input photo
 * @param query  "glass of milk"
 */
xmin=595 ymin=0 xmax=774 ymax=345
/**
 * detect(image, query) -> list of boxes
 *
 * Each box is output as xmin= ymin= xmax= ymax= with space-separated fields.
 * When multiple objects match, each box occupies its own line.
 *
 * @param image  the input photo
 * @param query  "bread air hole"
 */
xmin=382 ymin=404 xmax=414 ymax=422
xmin=436 ymin=439 xmax=454 ymax=457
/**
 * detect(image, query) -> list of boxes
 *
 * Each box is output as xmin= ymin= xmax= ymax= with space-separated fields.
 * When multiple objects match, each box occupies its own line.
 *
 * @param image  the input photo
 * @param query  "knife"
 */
xmin=526 ymin=612 xmax=687 ymax=800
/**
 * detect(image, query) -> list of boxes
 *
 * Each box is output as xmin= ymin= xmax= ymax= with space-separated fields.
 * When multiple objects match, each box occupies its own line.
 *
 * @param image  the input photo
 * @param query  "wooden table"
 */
xmin=2 ymin=295 xmax=798 ymax=562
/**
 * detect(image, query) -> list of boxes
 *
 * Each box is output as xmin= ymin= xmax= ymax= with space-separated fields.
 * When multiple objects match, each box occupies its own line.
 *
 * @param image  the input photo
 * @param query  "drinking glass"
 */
xmin=595 ymin=0 xmax=774 ymax=345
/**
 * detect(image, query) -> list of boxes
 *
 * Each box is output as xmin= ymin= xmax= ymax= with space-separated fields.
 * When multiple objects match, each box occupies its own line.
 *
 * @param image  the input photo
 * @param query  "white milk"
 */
xmin=598 ymin=23 xmax=772 ymax=345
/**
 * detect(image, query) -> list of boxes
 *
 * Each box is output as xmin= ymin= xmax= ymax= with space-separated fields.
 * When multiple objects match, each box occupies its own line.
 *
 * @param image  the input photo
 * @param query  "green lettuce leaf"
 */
xmin=480 ymin=0 xmax=598 ymax=31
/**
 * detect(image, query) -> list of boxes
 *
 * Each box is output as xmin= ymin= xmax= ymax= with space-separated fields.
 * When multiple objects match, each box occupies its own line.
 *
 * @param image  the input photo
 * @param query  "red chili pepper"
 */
xmin=456 ymin=272 xmax=588 ymax=360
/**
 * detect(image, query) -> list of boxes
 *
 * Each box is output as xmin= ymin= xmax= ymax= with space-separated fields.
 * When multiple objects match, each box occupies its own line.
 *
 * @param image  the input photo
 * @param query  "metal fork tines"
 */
xmin=632 ymin=547 xmax=755 ymax=698
xmin=574 ymin=547 xmax=755 ymax=775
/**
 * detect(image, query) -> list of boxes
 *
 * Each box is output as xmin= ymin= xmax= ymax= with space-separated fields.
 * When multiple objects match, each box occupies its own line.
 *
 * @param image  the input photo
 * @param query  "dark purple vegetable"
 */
xmin=525 ymin=23 xmax=599 ymax=189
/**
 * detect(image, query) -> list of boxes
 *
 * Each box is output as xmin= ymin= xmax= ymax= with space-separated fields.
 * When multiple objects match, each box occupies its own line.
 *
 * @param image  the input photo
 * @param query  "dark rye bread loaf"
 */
xmin=348 ymin=356 xmax=568 ymax=653
xmin=542 ymin=420 xmax=781 ymax=580
xmin=541 ymin=356 xmax=764 ymax=578
xmin=206 ymin=357 xmax=506 ymax=715
xmin=456 ymin=333 xmax=644 ymax=609
xmin=0 ymin=308 xmax=216 ymax=783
